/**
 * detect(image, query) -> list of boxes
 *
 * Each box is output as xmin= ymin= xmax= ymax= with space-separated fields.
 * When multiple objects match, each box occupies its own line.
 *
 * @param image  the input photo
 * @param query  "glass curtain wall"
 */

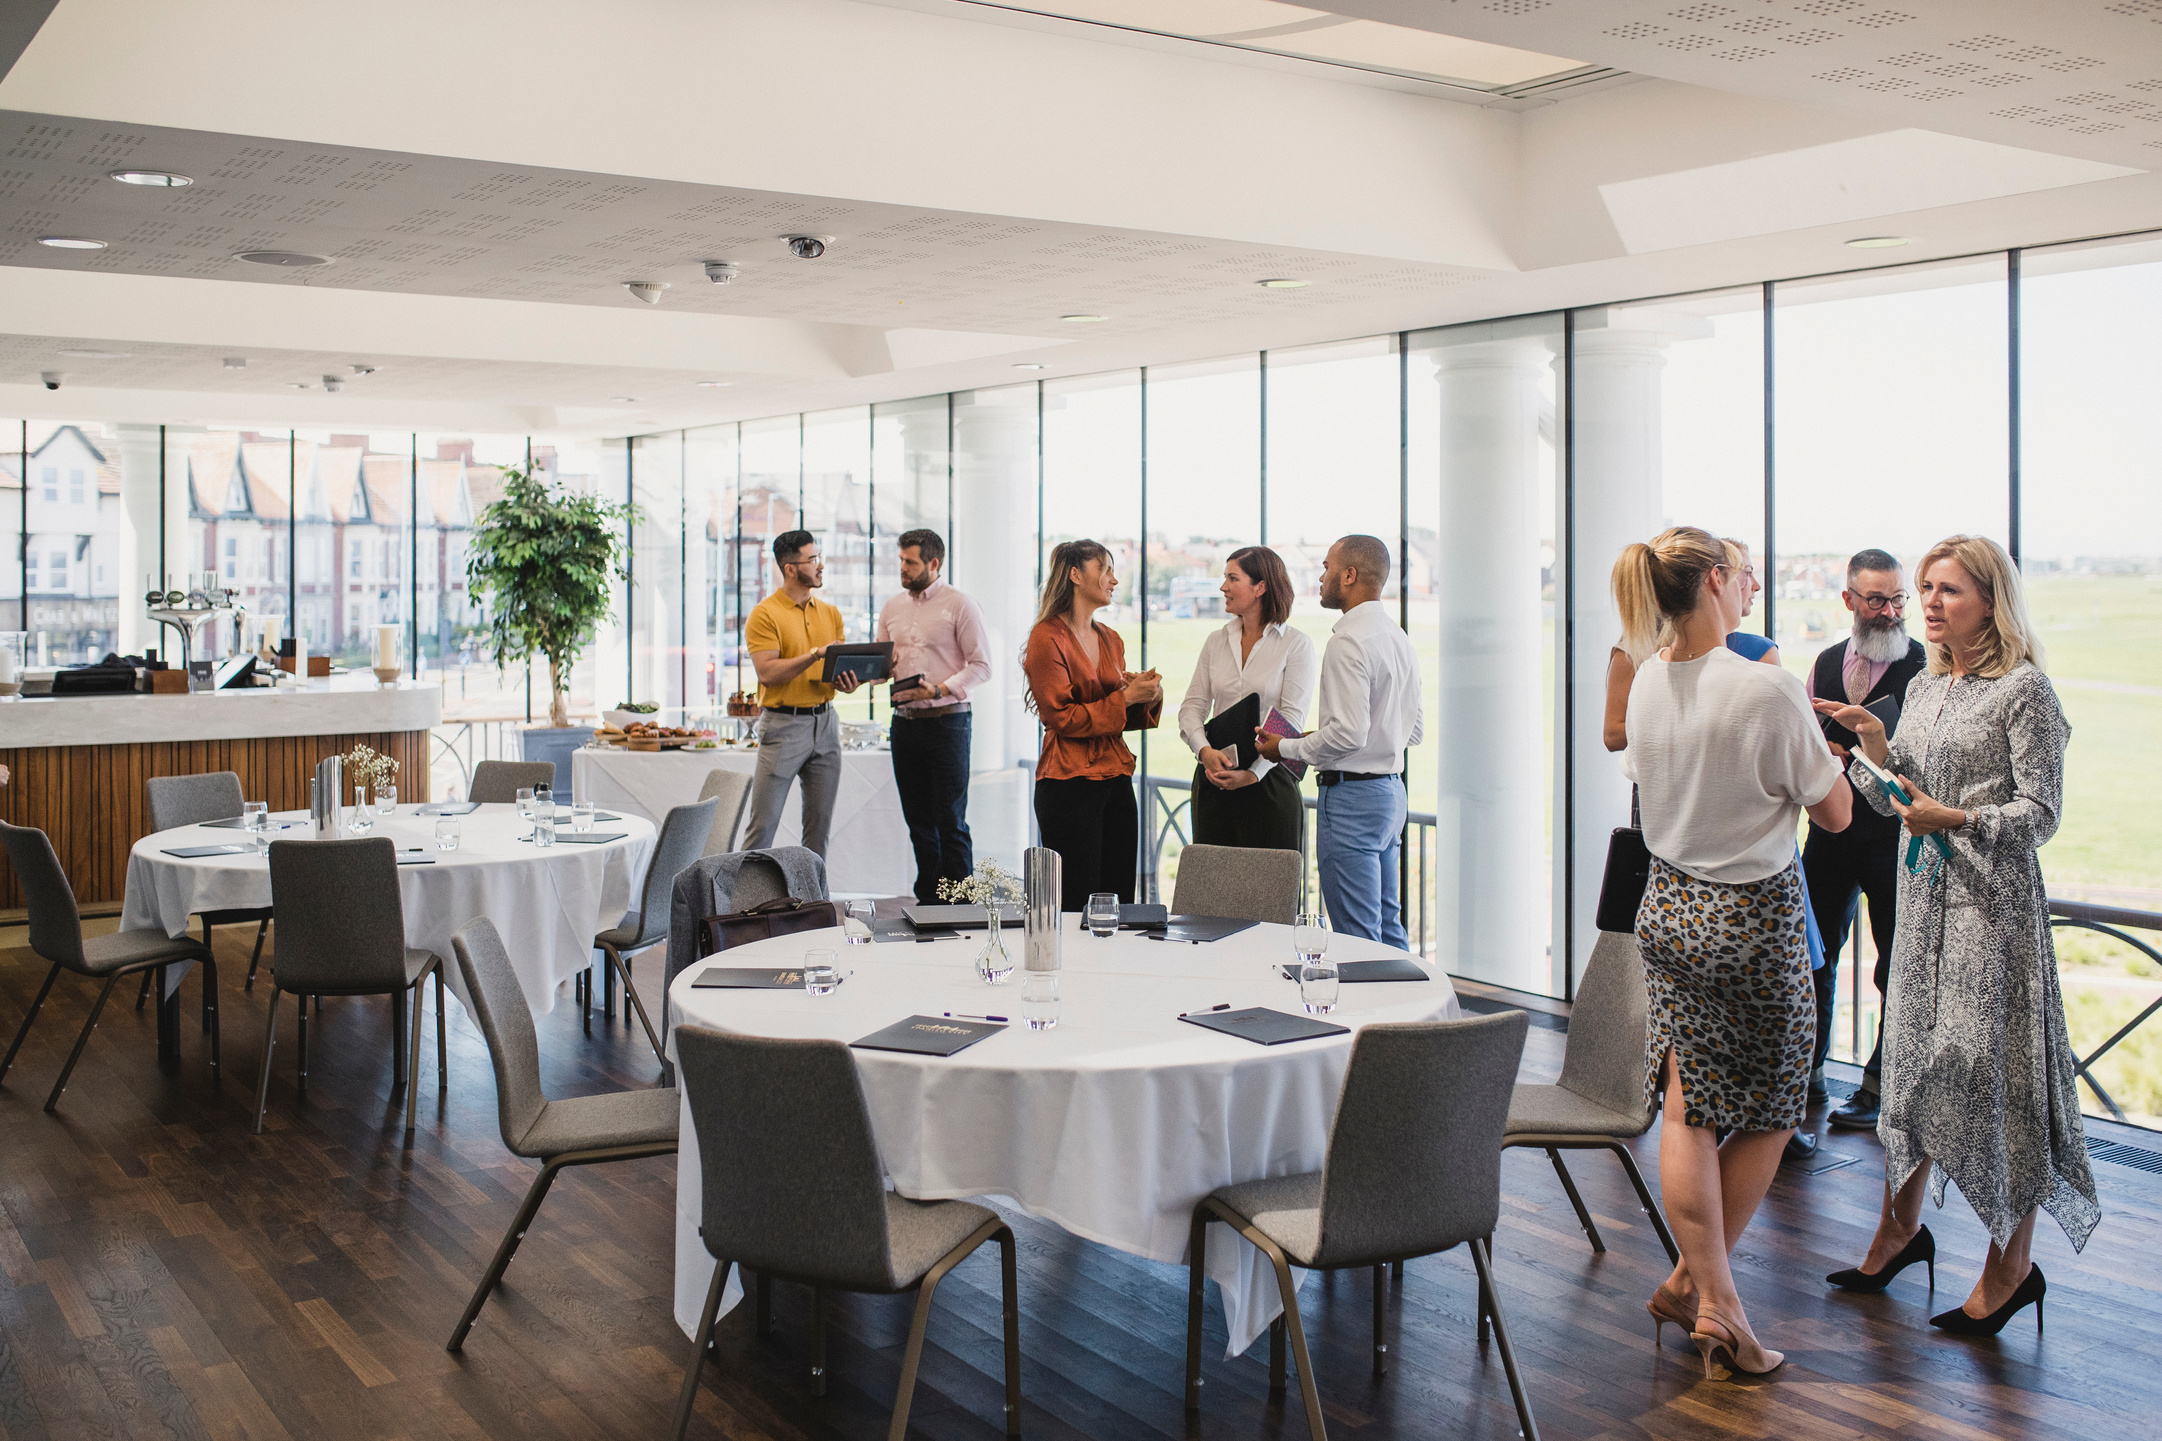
xmin=685 ymin=423 xmax=740 ymax=714
xmin=630 ymin=431 xmax=685 ymax=713
xmin=802 ymin=406 xmax=874 ymax=721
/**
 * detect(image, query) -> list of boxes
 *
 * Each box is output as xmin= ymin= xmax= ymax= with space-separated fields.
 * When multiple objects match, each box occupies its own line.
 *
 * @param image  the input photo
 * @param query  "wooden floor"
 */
xmin=3 ymin=920 xmax=2160 ymax=1441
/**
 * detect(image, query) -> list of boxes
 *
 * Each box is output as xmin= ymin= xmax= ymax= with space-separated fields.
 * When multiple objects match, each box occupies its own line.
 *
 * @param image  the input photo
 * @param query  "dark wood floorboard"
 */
xmin=3 ymin=919 xmax=2160 ymax=1441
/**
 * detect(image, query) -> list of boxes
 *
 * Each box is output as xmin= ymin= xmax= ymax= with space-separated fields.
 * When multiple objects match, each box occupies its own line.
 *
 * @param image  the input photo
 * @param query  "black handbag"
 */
xmin=1594 ymin=788 xmax=1652 ymax=934
xmin=699 ymin=895 xmax=838 ymax=958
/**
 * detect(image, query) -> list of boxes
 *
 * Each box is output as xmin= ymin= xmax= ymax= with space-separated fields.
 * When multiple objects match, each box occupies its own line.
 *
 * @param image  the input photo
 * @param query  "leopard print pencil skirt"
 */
xmin=1637 ymin=856 xmax=1814 ymax=1132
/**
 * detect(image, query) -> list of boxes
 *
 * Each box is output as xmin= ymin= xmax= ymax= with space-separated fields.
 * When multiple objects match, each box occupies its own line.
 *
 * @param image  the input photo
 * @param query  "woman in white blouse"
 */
xmin=1177 ymin=546 xmax=1318 ymax=852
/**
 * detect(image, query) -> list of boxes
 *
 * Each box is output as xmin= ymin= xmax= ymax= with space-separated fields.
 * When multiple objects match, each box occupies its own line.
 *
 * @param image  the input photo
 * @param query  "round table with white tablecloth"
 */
xmin=572 ymin=743 xmax=911 ymax=896
xmin=664 ymin=917 xmax=1458 ymax=1358
xmin=121 ymin=804 xmax=655 ymax=1020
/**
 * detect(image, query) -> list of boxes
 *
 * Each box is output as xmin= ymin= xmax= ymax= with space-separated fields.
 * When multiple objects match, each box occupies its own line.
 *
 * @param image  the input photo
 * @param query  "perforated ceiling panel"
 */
xmin=1320 ymin=0 xmax=2162 ymax=166
xmin=0 ymin=110 xmax=1495 ymax=335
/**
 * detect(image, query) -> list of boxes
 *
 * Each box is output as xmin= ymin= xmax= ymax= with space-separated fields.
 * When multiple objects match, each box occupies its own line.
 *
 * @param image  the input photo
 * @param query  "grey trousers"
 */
xmin=744 ymin=708 xmax=841 ymax=859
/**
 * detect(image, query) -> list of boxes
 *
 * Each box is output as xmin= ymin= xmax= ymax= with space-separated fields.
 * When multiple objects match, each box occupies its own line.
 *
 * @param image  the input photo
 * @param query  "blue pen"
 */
xmin=944 ymin=1011 xmax=1009 ymax=1023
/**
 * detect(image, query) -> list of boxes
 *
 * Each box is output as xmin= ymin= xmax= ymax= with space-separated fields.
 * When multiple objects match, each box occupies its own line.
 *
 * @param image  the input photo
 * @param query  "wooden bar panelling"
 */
xmin=0 ymin=730 xmax=431 ymax=906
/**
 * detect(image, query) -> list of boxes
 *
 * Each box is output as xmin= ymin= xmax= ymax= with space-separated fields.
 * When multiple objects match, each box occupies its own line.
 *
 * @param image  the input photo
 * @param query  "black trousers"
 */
xmin=890 ymin=712 xmax=974 ymax=904
xmin=1802 ymin=824 xmax=1899 ymax=1076
xmin=1190 ymin=763 xmax=1304 ymax=854
xmin=1034 ymin=775 xmax=1138 ymax=912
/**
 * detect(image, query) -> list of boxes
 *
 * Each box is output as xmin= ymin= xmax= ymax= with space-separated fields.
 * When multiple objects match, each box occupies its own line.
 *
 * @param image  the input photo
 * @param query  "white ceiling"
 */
xmin=0 ymin=0 xmax=2156 ymax=435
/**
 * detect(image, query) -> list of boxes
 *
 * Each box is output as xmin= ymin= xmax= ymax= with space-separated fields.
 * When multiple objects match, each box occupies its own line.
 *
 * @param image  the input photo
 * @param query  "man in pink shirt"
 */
xmin=877 ymin=529 xmax=993 ymax=903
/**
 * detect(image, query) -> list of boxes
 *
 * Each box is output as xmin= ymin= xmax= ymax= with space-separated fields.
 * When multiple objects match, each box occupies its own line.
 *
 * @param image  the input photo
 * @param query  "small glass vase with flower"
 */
xmin=937 ymin=860 xmax=1022 ymax=985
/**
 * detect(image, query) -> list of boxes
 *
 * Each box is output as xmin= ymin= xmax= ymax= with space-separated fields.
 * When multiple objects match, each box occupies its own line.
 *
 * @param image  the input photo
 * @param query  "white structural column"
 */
xmin=1429 ymin=330 xmax=1552 ymax=993
xmin=113 ymin=423 xmax=164 ymax=659
xmin=1556 ymin=317 xmax=1689 ymax=989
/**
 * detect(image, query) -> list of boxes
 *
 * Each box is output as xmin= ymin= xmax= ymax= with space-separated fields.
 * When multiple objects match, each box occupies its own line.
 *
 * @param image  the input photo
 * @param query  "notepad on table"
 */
xmin=1278 ymin=956 xmax=1430 ymax=983
xmin=1179 ymin=1006 xmax=1348 ymax=1045
xmin=851 ymin=1015 xmax=1004 ymax=1057
xmin=161 ymin=843 xmax=252 ymax=859
xmin=418 ymin=801 xmax=480 ymax=815
xmin=550 ymin=832 xmax=627 ymax=845
xmin=692 ymin=966 xmax=818 ymax=989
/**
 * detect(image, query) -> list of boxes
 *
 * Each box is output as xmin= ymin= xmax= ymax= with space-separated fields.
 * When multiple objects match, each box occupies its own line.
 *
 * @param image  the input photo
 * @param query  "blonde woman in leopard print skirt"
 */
xmin=1614 ymin=526 xmax=1852 ymax=1380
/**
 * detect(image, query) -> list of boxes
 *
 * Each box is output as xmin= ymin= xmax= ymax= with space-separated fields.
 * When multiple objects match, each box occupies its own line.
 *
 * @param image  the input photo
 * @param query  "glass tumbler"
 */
xmin=241 ymin=801 xmax=269 ymax=851
xmin=573 ymin=801 xmax=596 ymax=833
xmin=435 ymin=817 xmax=461 ymax=852
xmin=1021 ymin=972 xmax=1060 ymax=1031
xmin=1300 ymin=960 xmax=1340 ymax=1016
xmin=804 ymin=950 xmax=840 ymax=995
xmin=1085 ymin=892 xmax=1120 ymax=939
xmin=515 ymin=786 xmax=535 ymax=821
xmin=376 ymin=784 xmax=397 ymax=814
xmin=844 ymin=900 xmax=874 ymax=945
xmin=1290 ymin=910 xmax=1329 ymax=978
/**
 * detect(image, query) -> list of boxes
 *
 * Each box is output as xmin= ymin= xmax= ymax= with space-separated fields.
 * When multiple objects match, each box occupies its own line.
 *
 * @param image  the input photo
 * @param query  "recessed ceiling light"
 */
xmin=287 ymin=382 xmax=310 ymax=389
xmin=1061 ymin=314 xmax=1107 ymax=323
xmin=611 ymin=397 xmax=639 ymax=403
xmin=1257 ymin=278 xmax=1309 ymax=289
xmin=1013 ymin=363 xmax=1047 ymax=370
xmin=58 ymin=348 xmax=130 ymax=359
xmin=696 ymin=380 xmax=734 ymax=388
xmin=1845 ymin=236 xmax=1911 ymax=249
xmin=109 ymin=169 xmax=192 ymax=187
xmin=38 ymin=236 xmax=106 ymax=250
xmin=235 ymin=249 xmax=334 ymax=267
xmin=224 ymin=356 xmax=248 ymax=369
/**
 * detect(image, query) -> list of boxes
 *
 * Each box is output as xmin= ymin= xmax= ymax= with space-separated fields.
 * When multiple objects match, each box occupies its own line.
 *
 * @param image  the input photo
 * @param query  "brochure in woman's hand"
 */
xmin=1261 ymin=707 xmax=1307 ymax=781
xmin=1849 ymin=749 xmax=1953 ymax=863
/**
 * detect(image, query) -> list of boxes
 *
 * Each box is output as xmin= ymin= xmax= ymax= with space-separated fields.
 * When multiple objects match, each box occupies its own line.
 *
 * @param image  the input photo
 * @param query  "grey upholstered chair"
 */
xmin=672 ymin=1026 xmax=1021 ymax=1441
xmin=1 ymin=819 xmax=217 ymax=1111
xmin=1170 ymin=843 xmax=1301 ymax=925
xmin=254 ymin=837 xmax=446 ymax=1137
xmin=445 ymin=919 xmax=680 ymax=1351
xmin=1186 ymin=1012 xmax=1536 ymax=1441
xmin=586 ymin=796 xmax=719 ymax=1064
xmin=139 ymin=772 xmax=276 ymax=1002
xmin=468 ymin=760 xmax=559 ymax=805
xmin=697 ymin=768 xmax=754 ymax=857
xmin=1503 ymin=931 xmax=1677 ymax=1263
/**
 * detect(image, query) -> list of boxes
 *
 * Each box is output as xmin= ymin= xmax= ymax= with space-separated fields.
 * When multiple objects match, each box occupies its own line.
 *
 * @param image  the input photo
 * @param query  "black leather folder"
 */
xmin=1201 ymin=691 xmax=1262 ymax=769
xmin=1178 ymin=1006 xmax=1348 ymax=1045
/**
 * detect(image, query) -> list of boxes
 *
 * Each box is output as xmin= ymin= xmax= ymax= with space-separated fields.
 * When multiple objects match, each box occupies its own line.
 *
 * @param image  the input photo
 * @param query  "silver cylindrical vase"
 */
xmin=1024 ymin=845 xmax=1061 ymax=973
xmin=312 ymin=754 xmax=344 ymax=839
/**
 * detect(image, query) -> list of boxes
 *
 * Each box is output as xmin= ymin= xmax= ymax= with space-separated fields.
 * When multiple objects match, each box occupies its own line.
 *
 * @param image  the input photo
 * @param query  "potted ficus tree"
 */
xmin=465 ymin=464 xmax=636 ymax=734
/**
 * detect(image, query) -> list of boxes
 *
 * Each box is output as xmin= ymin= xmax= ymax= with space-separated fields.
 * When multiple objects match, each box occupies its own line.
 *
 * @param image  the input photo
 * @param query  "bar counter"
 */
xmin=1 ymin=675 xmax=440 ymax=905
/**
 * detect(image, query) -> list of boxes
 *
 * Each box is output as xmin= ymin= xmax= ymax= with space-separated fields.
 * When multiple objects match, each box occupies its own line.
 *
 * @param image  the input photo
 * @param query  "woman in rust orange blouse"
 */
xmin=1024 ymin=539 xmax=1163 ymax=911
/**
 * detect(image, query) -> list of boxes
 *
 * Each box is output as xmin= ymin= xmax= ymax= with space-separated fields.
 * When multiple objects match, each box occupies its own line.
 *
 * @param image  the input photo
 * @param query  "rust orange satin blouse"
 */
xmin=1024 ymin=618 xmax=1161 ymax=781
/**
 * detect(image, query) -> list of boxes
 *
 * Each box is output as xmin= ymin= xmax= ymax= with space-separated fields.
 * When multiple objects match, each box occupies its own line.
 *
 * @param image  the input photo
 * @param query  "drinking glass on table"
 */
xmin=1021 ymin=972 xmax=1060 ymax=1030
xmin=1085 ymin=893 xmax=1120 ymax=939
xmin=241 ymin=801 xmax=269 ymax=851
xmin=435 ymin=817 xmax=461 ymax=852
xmin=1300 ymin=959 xmax=1339 ymax=1016
xmin=1290 ymin=911 xmax=1329 ymax=979
xmin=515 ymin=786 xmax=535 ymax=821
xmin=375 ymin=784 xmax=396 ymax=814
xmin=803 ymin=950 xmax=840 ymax=995
xmin=844 ymin=900 xmax=874 ymax=945
xmin=572 ymin=800 xmax=596 ymax=833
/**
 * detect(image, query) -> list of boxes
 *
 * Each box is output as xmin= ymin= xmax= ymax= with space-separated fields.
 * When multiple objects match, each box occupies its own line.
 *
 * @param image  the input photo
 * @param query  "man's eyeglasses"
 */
xmin=1854 ymin=591 xmax=1906 ymax=612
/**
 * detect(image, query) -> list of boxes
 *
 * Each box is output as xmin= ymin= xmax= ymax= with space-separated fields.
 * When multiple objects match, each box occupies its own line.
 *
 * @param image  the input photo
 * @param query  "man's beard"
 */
xmin=1851 ymin=613 xmax=1909 ymax=663
xmin=904 ymin=572 xmax=932 ymax=593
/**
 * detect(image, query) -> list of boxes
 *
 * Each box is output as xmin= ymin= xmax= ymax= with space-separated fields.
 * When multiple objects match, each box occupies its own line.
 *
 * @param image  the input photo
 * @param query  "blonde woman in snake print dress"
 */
xmin=1817 ymin=535 xmax=2097 ymax=1338
xmin=1613 ymin=527 xmax=1852 ymax=1380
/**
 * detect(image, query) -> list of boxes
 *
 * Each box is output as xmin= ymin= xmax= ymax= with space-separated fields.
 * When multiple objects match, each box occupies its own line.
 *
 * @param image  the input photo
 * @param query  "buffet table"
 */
xmin=572 ymin=744 xmax=911 ymax=896
xmin=665 ymin=918 xmax=1459 ymax=1358
xmin=0 ymin=676 xmax=440 ymax=906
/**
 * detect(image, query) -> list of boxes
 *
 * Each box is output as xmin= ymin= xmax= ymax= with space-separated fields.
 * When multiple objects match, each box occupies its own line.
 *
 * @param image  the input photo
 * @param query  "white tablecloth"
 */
xmin=665 ymin=918 xmax=1458 ymax=1358
xmin=121 ymin=804 xmax=656 ymax=1020
xmin=572 ymin=745 xmax=912 ymax=897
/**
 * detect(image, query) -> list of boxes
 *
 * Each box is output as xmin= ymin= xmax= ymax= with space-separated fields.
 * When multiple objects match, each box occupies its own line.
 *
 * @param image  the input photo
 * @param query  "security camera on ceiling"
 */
xmin=785 ymin=235 xmax=831 ymax=260
xmin=704 ymin=260 xmax=741 ymax=284
xmin=322 ymin=374 xmax=343 ymax=393
xmin=350 ymin=364 xmax=376 ymax=376
xmin=624 ymin=281 xmax=670 ymax=304
xmin=41 ymin=371 xmax=61 ymax=391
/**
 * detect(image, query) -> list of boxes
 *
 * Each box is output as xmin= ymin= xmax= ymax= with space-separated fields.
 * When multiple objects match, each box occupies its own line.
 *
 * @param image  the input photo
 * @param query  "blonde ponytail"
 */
xmin=1610 ymin=525 xmax=1729 ymax=662
xmin=1612 ymin=544 xmax=1665 ymax=665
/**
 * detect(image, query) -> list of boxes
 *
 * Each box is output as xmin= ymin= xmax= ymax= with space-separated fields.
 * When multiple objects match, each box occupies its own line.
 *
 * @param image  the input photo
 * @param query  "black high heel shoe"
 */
xmin=1827 ymin=1224 xmax=1935 ymax=1293
xmin=1932 ymin=1264 xmax=2045 ymax=1336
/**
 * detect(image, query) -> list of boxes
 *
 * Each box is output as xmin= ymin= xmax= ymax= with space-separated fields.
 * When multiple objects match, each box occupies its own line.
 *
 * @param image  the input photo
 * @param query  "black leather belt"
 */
xmin=763 ymin=702 xmax=829 ymax=716
xmin=1316 ymin=769 xmax=1401 ymax=787
xmin=893 ymin=703 xmax=969 ymax=720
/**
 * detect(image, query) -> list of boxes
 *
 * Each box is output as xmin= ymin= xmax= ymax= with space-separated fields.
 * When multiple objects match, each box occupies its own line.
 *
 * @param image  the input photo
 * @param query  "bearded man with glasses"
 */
xmin=1804 ymin=548 xmax=1927 ymax=1129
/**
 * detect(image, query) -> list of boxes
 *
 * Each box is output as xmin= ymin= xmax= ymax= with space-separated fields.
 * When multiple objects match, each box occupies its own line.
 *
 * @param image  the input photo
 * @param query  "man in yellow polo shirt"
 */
xmin=743 ymin=529 xmax=862 ymax=860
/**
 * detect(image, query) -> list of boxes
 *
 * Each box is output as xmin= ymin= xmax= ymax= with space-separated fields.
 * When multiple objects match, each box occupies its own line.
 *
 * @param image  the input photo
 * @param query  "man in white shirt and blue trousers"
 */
xmin=1257 ymin=534 xmax=1424 ymax=949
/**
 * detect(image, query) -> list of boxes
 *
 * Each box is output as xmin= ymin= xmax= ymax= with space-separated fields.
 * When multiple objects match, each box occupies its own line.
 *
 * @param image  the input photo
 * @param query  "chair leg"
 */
xmin=1185 ymin=1210 xmax=1208 ymax=1410
xmin=136 ymin=971 xmax=154 ymax=1011
xmin=435 ymin=969 xmax=448 ymax=1085
xmin=0 ymin=963 xmax=62 ymax=1084
xmin=405 ymin=965 xmax=432 ymax=1138
xmin=604 ymin=952 xmax=616 ymax=1021
xmin=606 ymin=945 xmax=666 ymax=1066
xmin=447 ymin=1156 xmax=566 ymax=1349
xmin=247 ymin=918 xmax=268 ymax=989
xmin=253 ymin=986 xmax=283 ymax=1133
xmin=886 ymin=1216 xmax=1006 ymax=1441
xmin=200 ymin=924 xmax=215 ymax=1031
xmin=811 ymin=1285 xmax=827 ymax=1395
xmin=202 ymin=955 xmax=221 ymax=1075
xmin=580 ymin=964 xmax=591 ymax=1034
xmin=1606 ymin=1141 xmax=1680 ymax=1264
xmin=1258 ymin=1241 xmax=1326 ymax=1441
xmin=1391 ymin=1259 xmax=1403 ymax=1282
xmin=1547 ymin=1149 xmax=1604 ymax=1254
xmin=43 ymin=973 xmax=120 ymax=1112
xmin=1470 ymin=1237 xmax=1539 ymax=1441
xmin=1269 ymin=1316 xmax=1286 ymax=1394
xmin=1476 ymin=1243 xmax=1493 ymax=1343
xmin=297 ymin=993 xmax=310 ymax=1094
xmin=671 ymin=1259 xmax=731 ymax=1441
xmin=389 ymin=987 xmax=405 ymax=1096
xmin=1372 ymin=1263 xmax=1388 ymax=1374
xmin=998 ymin=1226 xmax=1022 ymax=1438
